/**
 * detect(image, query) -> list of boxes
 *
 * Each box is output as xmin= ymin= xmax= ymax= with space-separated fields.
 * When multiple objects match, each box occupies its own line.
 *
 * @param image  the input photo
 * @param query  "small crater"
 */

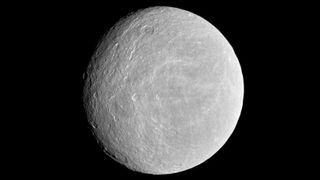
xmin=142 ymin=25 xmax=155 ymax=36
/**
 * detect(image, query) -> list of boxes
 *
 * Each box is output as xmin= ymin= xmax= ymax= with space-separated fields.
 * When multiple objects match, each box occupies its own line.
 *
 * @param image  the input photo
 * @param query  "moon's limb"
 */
xmin=84 ymin=6 xmax=244 ymax=174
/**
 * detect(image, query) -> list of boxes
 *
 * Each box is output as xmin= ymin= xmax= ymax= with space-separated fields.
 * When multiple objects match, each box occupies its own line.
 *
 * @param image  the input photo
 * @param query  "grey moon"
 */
xmin=83 ymin=6 xmax=244 ymax=175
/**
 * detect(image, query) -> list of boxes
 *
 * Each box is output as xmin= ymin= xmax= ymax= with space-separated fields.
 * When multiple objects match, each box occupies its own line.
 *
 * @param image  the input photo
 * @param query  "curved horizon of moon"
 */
xmin=83 ymin=6 xmax=244 ymax=174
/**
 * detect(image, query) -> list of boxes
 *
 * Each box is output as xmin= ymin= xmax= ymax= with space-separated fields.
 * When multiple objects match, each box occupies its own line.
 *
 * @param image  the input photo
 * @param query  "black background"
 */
xmin=6 ymin=0 xmax=310 ymax=178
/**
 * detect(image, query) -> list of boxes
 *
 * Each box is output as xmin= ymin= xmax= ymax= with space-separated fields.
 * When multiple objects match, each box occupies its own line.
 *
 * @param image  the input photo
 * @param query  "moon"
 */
xmin=83 ymin=6 xmax=244 ymax=174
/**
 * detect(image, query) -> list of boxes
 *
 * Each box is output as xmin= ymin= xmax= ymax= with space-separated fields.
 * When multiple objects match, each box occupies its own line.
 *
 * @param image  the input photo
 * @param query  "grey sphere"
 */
xmin=83 ymin=6 xmax=244 ymax=174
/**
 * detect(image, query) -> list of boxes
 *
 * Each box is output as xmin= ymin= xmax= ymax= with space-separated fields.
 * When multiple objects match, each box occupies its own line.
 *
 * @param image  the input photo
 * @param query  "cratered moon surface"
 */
xmin=83 ymin=6 xmax=244 ymax=174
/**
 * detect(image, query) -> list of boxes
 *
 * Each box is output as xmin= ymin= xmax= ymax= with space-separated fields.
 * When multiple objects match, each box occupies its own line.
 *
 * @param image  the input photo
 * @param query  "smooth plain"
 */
xmin=83 ymin=7 xmax=244 ymax=174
